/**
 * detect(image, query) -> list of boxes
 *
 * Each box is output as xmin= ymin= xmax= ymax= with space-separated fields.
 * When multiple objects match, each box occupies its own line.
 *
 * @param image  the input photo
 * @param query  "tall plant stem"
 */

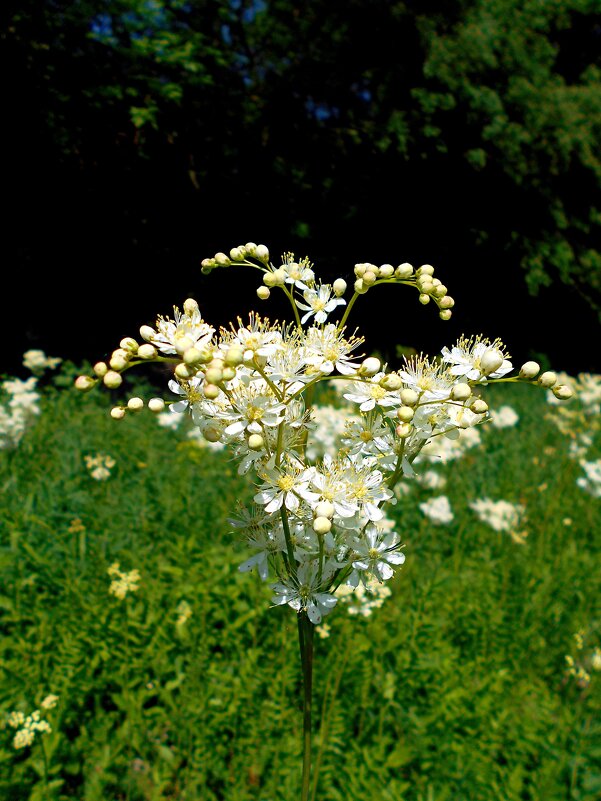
xmin=297 ymin=613 xmax=314 ymax=801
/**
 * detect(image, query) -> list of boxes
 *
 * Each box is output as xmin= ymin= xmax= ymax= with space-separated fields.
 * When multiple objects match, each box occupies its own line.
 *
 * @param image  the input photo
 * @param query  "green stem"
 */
xmin=336 ymin=292 xmax=360 ymax=331
xmin=282 ymin=285 xmax=303 ymax=329
xmin=298 ymin=613 xmax=314 ymax=801
xmin=40 ymin=738 xmax=50 ymax=800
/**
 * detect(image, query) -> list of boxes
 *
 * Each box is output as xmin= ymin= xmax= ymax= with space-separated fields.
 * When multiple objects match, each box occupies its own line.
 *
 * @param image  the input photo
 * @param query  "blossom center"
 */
xmin=277 ymin=475 xmax=295 ymax=492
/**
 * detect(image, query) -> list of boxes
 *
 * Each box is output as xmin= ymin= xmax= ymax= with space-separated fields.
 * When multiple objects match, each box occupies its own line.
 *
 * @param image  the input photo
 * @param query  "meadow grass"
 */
xmin=1 ymin=369 xmax=600 ymax=801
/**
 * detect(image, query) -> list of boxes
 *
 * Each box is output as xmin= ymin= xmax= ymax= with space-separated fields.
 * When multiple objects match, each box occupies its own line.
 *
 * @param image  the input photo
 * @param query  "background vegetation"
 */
xmin=1 ymin=364 xmax=600 ymax=800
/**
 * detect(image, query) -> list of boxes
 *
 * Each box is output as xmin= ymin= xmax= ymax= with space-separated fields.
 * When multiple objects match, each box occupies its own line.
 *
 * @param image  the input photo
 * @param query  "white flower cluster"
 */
xmin=107 ymin=562 xmax=141 ymax=599
xmin=419 ymin=495 xmax=454 ymax=525
xmin=76 ymin=242 xmax=574 ymax=625
xmin=22 ymin=349 xmax=62 ymax=375
xmin=85 ymin=453 xmax=116 ymax=481
xmin=0 ymin=377 xmax=41 ymax=450
xmin=576 ymin=459 xmax=601 ymax=499
xmin=6 ymin=696 xmax=57 ymax=750
xmin=469 ymin=498 xmax=525 ymax=537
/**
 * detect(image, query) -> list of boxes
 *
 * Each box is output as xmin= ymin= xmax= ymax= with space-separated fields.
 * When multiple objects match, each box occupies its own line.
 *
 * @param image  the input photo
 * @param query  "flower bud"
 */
xmin=75 ymin=375 xmax=96 ymax=392
xmin=93 ymin=362 xmax=108 ymax=377
xmin=120 ymin=337 xmax=138 ymax=353
xmin=359 ymin=356 xmax=381 ymax=376
xmin=538 ymin=371 xmax=557 ymax=388
xmin=480 ymin=349 xmax=504 ymax=375
xmin=245 ymin=242 xmax=257 ymax=256
xmin=110 ymin=407 xmax=125 ymax=420
xmin=396 ymin=263 xmax=413 ymax=279
xmin=263 ymin=271 xmax=277 ymax=287
xmin=354 ymin=278 xmax=368 ymax=294
xmin=183 ymin=298 xmax=199 ymax=316
xmin=201 ymin=258 xmax=215 ymax=273
xmin=272 ymin=268 xmax=287 ymax=286
xmin=140 ymin=325 xmax=156 ymax=342
xmin=362 ymin=270 xmax=377 ymax=286
xmin=379 ymin=264 xmax=395 ymax=278
xmin=148 ymin=398 xmax=165 ymax=413
xmin=184 ymin=347 xmax=203 ymax=365
xmin=109 ymin=355 xmax=128 ymax=372
xmin=205 ymin=366 xmax=223 ymax=385
xmin=400 ymin=388 xmax=419 ymax=406
xmin=248 ymin=433 xmax=264 ymax=451
xmin=470 ymin=399 xmax=488 ymax=414
xmin=313 ymin=516 xmax=332 ymax=535
xmin=397 ymin=406 xmax=414 ymax=422
xmin=204 ymin=424 xmax=222 ymax=443
xmin=255 ymin=244 xmax=269 ymax=262
xmin=379 ymin=373 xmax=403 ymax=390
xmin=229 ymin=247 xmax=244 ymax=261
xmin=174 ymin=334 xmax=195 ymax=355
xmin=103 ymin=371 xmax=123 ymax=389
xmin=552 ymin=384 xmax=574 ymax=400
xmin=333 ymin=278 xmax=347 ymax=297
xmin=432 ymin=284 xmax=447 ymax=298
xmin=225 ymin=345 xmax=245 ymax=366
xmin=439 ymin=310 xmax=452 ymax=321
xmin=439 ymin=296 xmax=455 ymax=309
xmin=257 ymin=286 xmax=271 ymax=300
xmin=419 ymin=294 xmax=431 ymax=305
xmin=214 ymin=252 xmax=231 ymax=266
xmin=519 ymin=361 xmax=540 ymax=379
xmin=138 ymin=344 xmax=157 ymax=359
xmin=315 ymin=500 xmax=335 ymax=519
xmin=451 ymin=383 xmax=471 ymax=401
xmin=175 ymin=363 xmax=195 ymax=379
xmin=417 ymin=264 xmax=435 ymax=276
xmin=354 ymin=263 xmax=367 ymax=277
xmin=127 ymin=397 xmax=144 ymax=412
xmin=203 ymin=383 xmax=220 ymax=399
xmin=222 ymin=365 xmax=236 ymax=381
xmin=396 ymin=423 xmax=412 ymax=438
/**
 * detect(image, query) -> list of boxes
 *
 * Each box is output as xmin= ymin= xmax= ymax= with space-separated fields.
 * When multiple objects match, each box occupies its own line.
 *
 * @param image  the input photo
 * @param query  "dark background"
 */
xmin=4 ymin=0 xmax=601 ymax=376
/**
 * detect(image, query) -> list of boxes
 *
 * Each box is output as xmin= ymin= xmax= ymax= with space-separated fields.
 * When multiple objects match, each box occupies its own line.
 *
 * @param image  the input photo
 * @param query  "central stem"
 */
xmin=298 ymin=612 xmax=314 ymax=801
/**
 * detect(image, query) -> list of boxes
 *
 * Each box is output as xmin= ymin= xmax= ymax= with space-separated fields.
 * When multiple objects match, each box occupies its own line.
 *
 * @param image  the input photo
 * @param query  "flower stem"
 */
xmin=298 ymin=613 xmax=314 ymax=801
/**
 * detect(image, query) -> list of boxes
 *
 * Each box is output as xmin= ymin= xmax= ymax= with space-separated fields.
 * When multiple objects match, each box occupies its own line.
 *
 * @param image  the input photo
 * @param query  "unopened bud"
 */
xmin=140 ymin=325 xmax=156 ymax=342
xmin=229 ymin=247 xmax=244 ymax=261
xmin=174 ymin=335 xmax=194 ymax=356
xmin=175 ymin=363 xmax=195 ymax=379
xmin=204 ymin=424 xmax=222 ymax=443
xmin=480 ymin=349 xmax=504 ymax=375
xmin=109 ymin=355 xmax=128 ymax=372
xmin=379 ymin=373 xmax=403 ymax=391
xmin=184 ymin=347 xmax=203 ymax=365
xmin=432 ymin=284 xmax=447 ymax=298
xmin=313 ymin=516 xmax=332 ymax=535
xmin=110 ymin=407 xmax=125 ymax=420
xmin=359 ymin=357 xmax=381 ymax=376
xmin=93 ymin=362 xmax=108 ymax=377
xmin=400 ymin=388 xmax=419 ymax=406
xmin=103 ymin=371 xmax=123 ymax=389
xmin=201 ymin=258 xmax=215 ymax=272
xmin=120 ymin=337 xmax=138 ymax=352
xmin=396 ymin=422 xmax=412 ymax=438
xmin=257 ymin=286 xmax=271 ymax=300
xmin=470 ymin=399 xmax=488 ymax=414
xmin=397 ymin=406 xmax=414 ymax=423
xmin=552 ymin=384 xmax=574 ymax=400
xmin=538 ymin=371 xmax=557 ymax=388
xmin=439 ymin=310 xmax=452 ymax=321
xmin=333 ymin=278 xmax=347 ymax=297
xmin=75 ymin=375 xmax=96 ymax=392
xmin=225 ymin=346 xmax=245 ymax=366
xmin=315 ymin=500 xmax=335 ymax=519
xmin=439 ymin=296 xmax=455 ymax=309
xmin=451 ymin=383 xmax=471 ymax=401
xmin=203 ymin=383 xmax=220 ymax=399
xmin=272 ymin=268 xmax=287 ymax=286
xmin=519 ymin=361 xmax=540 ymax=379
xmin=183 ymin=298 xmax=199 ymax=316
xmin=248 ymin=433 xmax=264 ymax=451
xmin=205 ymin=366 xmax=223 ymax=385
xmin=419 ymin=294 xmax=431 ymax=305
xmin=263 ymin=272 xmax=277 ymax=287
xmin=417 ymin=264 xmax=435 ymax=276
xmin=245 ymin=242 xmax=257 ymax=256
xmin=255 ymin=244 xmax=269 ymax=262
xmin=354 ymin=278 xmax=368 ymax=294
xmin=214 ymin=252 xmax=231 ymax=266
xmin=379 ymin=264 xmax=394 ymax=278
xmin=362 ymin=270 xmax=377 ymax=286
xmin=138 ymin=344 xmax=157 ymax=359
xmin=354 ymin=263 xmax=367 ymax=277
xmin=148 ymin=398 xmax=165 ymax=412
xmin=127 ymin=397 xmax=144 ymax=412
xmin=396 ymin=263 xmax=413 ymax=279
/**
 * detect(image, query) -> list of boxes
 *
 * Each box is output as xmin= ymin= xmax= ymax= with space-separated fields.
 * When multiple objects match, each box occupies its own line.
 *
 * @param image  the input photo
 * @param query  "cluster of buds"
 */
xmin=75 ymin=243 xmax=574 ymax=625
xmin=353 ymin=262 xmax=454 ymax=320
xmin=518 ymin=361 xmax=573 ymax=399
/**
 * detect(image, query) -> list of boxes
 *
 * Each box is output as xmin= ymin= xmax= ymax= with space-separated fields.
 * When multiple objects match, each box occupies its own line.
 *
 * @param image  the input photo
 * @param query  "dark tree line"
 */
xmin=4 ymin=0 xmax=601 ymax=373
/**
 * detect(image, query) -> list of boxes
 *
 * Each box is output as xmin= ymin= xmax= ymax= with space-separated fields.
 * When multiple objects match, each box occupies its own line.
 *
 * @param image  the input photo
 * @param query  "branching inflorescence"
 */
xmin=75 ymin=242 xmax=573 ymax=626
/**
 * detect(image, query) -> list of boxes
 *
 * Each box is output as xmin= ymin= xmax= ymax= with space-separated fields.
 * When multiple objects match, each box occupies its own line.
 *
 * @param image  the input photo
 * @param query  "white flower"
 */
xmin=295 ymin=284 xmax=346 ymax=325
xmin=419 ymin=495 xmax=454 ymax=525
xmin=351 ymin=524 xmax=405 ymax=582
xmin=469 ymin=498 xmax=524 ymax=532
xmin=343 ymin=374 xmax=401 ymax=413
xmin=303 ymin=324 xmax=362 ymax=375
xmin=151 ymin=303 xmax=215 ymax=355
xmin=491 ymin=405 xmax=519 ymax=428
xmin=576 ymin=459 xmax=601 ymax=499
xmin=271 ymin=561 xmax=337 ymax=624
xmin=254 ymin=462 xmax=319 ymax=514
xmin=399 ymin=356 xmax=454 ymax=401
xmin=281 ymin=256 xmax=315 ymax=290
xmin=23 ymin=349 xmax=62 ymax=374
xmin=441 ymin=336 xmax=512 ymax=382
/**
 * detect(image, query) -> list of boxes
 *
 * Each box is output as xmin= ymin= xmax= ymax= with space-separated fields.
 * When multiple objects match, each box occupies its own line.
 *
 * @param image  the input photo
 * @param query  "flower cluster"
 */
xmin=0 ymin=376 xmax=41 ymax=450
xmin=565 ymin=630 xmax=601 ymax=689
xmin=22 ymin=349 xmax=62 ymax=375
xmin=75 ymin=242 xmax=573 ymax=625
xmin=469 ymin=498 xmax=527 ymax=544
xmin=6 ymin=696 xmax=57 ymax=750
xmin=85 ymin=453 xmax=116 ymax=481
xmin=107 ymin=563 xmax=141 ymax=599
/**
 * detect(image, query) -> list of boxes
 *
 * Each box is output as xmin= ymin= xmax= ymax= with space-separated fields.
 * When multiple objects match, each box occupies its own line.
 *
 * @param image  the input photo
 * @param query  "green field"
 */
xmin=1 ymin=366 xmax=600 ymax=801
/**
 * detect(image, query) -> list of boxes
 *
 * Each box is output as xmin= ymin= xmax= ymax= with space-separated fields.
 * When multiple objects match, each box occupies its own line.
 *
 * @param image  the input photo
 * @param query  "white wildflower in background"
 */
xmin=0 ymin=377 xmax=41 ymax=450
xmin=417 ymin=426 xmax=481 ymax=464
xmin=576 ymin=459 xmax=601 ymax=499
xmin=417 ymin=470 xmax=447 ymax=490
xmin=40 ymin=694 xmax=59 ymax=710
xmin=419 ymin=495 xmax=454 ymax=525
xmin=336 ymin=577 xmax=393 ymax=617
xmin=306 ymin=405 xmax=358 ymax=461
xmin=156 ymin=410 xmax=184 ymax=430
xmin=491 ymin=405 xmax=519 ymax=429
xmin=175 ymin=600 xmax=193 ymax=627
xmin=108 ymin=562 xmax=141 ymax=599
xmin=469 ymin=498 xmax=525 ymax=535
xmin=6 ymin=705 xmax=53 ymax=750
xmin=22 ymin=349 xmax=62 ymax=375
xmin=85 ymin=453 xmax=116 ymax=481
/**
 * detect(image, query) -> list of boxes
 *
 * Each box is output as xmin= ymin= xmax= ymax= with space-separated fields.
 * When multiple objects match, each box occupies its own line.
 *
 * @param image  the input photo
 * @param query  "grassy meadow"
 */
xmin=1 ymin=364 xmax=600 ymax=801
